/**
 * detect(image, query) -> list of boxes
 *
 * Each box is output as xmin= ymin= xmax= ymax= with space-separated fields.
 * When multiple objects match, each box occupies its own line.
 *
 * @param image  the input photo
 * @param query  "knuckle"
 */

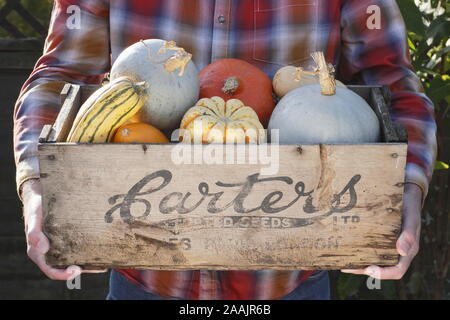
xmin=403 ymin=231 xmax=415 ymax=243
xmin=27 ymin=231 xmax=40 ymax=245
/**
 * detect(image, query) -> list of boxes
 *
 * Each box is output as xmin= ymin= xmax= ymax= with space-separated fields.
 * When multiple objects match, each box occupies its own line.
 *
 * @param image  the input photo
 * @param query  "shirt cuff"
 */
xmin=405 ymin=162 xmax=430 ymax=207
xmin=16 ymin=156 xmax=40 ymax=202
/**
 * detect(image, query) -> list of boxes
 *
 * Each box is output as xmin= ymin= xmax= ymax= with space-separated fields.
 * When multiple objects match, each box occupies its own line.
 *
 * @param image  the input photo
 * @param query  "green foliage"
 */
xmin=397 ymin=0 xmax=450 ymax=136
xmin=400 ymin=0 xmax=450 ymax=169
xmin=435 ymin=161 xmax=449 ymax=170
xmin=334 ymin=0 xmax=449 ymax=300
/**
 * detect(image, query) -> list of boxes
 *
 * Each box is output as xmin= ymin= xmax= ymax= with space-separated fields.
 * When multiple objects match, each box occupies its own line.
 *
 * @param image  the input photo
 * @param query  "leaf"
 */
xmin=427 ymin=17 xmax=450 ymax=44
xmin=408 ymin=37 xmax=417 ymax=51
xmin=336 ymin=274 xmax=364 ymax=300
xmin=436 ymin=46 xmax=450 ymax=56
xmin=397 ymin=0 xmax=426 ymax=36
xmin=435 ymin=161 xmax=449 ymax=170
xmin=426 ymin=76 xmax=450 ymax=103
xmin=428 ymin=84 xmax=450 ymax=103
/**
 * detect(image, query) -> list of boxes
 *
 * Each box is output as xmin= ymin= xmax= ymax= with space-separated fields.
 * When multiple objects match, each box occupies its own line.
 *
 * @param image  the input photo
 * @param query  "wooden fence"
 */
xmin=0 ymin=0 xmax=47 ymax=38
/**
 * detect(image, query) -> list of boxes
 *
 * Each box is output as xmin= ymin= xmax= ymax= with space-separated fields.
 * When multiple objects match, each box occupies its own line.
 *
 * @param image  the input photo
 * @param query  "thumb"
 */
xmin=66 ymin=266 xmax=82 ymax=280
xmin=397 ymin=230 xmax=416 ymax=257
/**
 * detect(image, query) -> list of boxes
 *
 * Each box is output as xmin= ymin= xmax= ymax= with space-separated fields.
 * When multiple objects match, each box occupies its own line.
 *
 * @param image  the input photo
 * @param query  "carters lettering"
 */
xmin=104 ymin=170 xmax=361 ymax=226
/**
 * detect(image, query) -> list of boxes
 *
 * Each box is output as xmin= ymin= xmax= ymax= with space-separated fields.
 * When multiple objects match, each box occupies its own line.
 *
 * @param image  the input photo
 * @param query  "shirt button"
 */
xmin=218 ymin=15 xmax=226 ymax=24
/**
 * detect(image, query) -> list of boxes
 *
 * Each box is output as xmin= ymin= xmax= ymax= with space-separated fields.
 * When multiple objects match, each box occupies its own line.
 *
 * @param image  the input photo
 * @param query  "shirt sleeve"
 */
xmin=13 ymin=0 xmax=110 ymax=200
xmin=339 ymin=0 xmax=437 ymax=202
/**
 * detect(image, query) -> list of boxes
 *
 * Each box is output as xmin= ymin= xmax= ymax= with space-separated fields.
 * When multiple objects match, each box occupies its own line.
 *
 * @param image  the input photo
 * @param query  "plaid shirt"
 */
xmin=14 ymin=0 xmax=437 ymax=300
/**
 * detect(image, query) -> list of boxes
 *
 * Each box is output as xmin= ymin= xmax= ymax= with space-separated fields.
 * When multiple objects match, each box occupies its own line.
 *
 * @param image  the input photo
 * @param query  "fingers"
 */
xmin=26 ymin=211 xmax=49 ymax=255
xmin=397 ymin=229 xmax=420 ymax=257
xmin=24 ymin=190 xmax=82 ymax=281
xmin=24 ymin=193 xmax=43 ymax=234
xmin=370 ymin=255 xmax=414 ymax=280
xmin=27 ymin=230 xmax=50 ymax=255
xmin=341 ymin=228 xmax=419 ymax=279
xmin=26 ymin=230 xmax=106 ymax=279
xmin=27 ymin=246 xmax=82 ymax=281
xmin=23 ymin=183 xmax=107 ymax=280
xmin=341 ymin=254 xmax=415 ymax=280
xmin=82 ymin=269 xmax=109 ymax=274
xmin=341 ymin=184 xmax=423 ymax=280
xmin=397 ymin=193 xmax=421 ymax=257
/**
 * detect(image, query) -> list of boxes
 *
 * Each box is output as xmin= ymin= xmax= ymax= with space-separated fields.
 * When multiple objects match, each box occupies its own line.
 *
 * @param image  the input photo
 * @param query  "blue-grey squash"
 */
xmin=268 ymin=52 xmax=380 ymax=144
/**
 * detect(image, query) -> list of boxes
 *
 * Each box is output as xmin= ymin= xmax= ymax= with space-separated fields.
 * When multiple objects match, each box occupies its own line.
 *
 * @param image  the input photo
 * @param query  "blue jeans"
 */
xmin=106 ymin=270 xmax=330 ymax=300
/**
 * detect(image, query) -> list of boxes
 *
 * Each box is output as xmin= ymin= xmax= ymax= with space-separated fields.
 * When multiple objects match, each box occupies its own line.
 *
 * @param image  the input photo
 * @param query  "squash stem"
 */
xmin=163 ymin=49 xmax=192 ymax=76
xmin=222 ymin=77 xmax=240 ymax=95
xmin=311 ymin=52 xmax=336 ymax=96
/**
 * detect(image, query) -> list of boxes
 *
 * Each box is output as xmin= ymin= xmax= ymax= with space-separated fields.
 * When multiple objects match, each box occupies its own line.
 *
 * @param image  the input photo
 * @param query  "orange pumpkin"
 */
xmin=113 ymin=123 xmax=169 ymax=143
xmin=126 ymin=109 xmax=144 ymax=124
xmin=199 ymin=59 xmax=275 ymax=126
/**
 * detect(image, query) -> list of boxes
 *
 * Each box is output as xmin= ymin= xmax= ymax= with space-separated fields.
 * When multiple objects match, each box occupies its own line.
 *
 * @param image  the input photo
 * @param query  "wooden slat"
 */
xmin=39 ymin=143 xmax=406 ymax=270
xmin=394 ymin=124 xmax=408 ymax=143
xmin=371 ymin=87 xmax=400 ymax=143
xmin=47 ymin=85 xmax=81 ymax=143
xmin=382 ymin=85 xmax=392 ymax=107
xmin=0 ymin=38 xmax=43 ymax=51
xmin=0 ymin=51 xmax=41 ymax=69
xmin=38 ymin=125 xmax=53 ymax=143
xmin=59 ymin=83 xmax=72 ymax=106
xmin=347 ymin=85 xmax=373 ymax=102
xmin=381 ymin=86 xmax=408 ymax=143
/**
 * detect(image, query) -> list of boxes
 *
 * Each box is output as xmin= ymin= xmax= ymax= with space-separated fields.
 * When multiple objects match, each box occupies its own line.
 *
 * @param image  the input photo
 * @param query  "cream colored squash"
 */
xmin=180 ymin=97 xmax=266 ymax=144
xmin=273 ymin=65 xmax=346 ymax=98
xmin=111 ymin=39 xmax=200 ymax=130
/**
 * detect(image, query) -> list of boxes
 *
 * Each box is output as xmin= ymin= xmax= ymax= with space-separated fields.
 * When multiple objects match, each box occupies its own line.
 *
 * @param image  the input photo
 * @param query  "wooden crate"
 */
xmin=38 ymin=84 xmax=408 ymax=270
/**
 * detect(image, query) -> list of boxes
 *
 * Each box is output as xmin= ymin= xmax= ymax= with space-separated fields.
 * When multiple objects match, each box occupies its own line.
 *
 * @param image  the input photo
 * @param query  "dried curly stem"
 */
xmin=293 ymin=67 xmax=318 ymax=82
xmin=290 ymin=52 xmax=337 ymax=95
xmin=140 ymin=40 xmax=192 ymax=77
xmin=311 ymin=51 xmax=336 ymax=96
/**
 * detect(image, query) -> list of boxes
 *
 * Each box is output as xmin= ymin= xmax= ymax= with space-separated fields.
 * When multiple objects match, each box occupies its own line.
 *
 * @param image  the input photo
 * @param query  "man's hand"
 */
xmin=341 ymin=183 xmax=422 ymax=280
xmin=22 ymin=179 xmax=106 ymax=280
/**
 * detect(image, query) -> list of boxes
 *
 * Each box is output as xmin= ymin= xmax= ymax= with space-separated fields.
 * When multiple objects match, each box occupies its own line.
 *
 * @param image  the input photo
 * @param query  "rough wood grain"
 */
xmin=59 ymin=84 xmax=71 ymax=106
xmin=371 ymin=87 xmax=400 ymax=143
xmin=47 ymin=85 xmax=81 ymax=143
xmin=38 ymin=125 xmax=53 ymax=143
xmin=38 ymin=143 xmax=406 ymax=270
